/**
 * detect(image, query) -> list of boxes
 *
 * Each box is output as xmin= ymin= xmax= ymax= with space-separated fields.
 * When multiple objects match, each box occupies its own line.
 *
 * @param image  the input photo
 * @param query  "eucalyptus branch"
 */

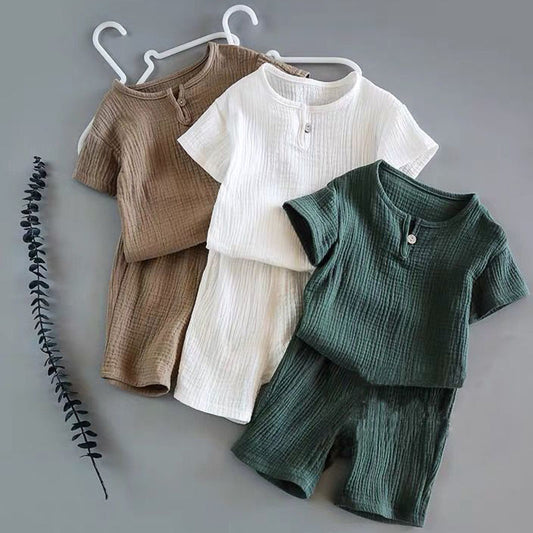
xmin=21 ymin=156 xmax=108 ymax=499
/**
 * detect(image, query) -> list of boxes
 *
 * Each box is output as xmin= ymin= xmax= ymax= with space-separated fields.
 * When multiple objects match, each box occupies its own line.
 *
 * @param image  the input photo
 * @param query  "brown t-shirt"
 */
xmin=73 ymin=43 xmax=307 ymax=262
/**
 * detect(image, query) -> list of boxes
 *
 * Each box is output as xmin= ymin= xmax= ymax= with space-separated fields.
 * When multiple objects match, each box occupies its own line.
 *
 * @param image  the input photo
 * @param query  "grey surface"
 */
xmin=1 ymin=0 xmax=532 ymax=531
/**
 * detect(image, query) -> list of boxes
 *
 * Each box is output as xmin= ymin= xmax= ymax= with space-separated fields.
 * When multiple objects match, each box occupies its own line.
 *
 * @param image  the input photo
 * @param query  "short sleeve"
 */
xmin=283 ymin=183 xmax=338 ymax=266
xmin=377 ymin=101 xmax=438 ymax=178
xmin=178 ymin=98 xmax=231 ymax=184
xmin=470 ymin=245 xmax=529 ymax=323
xmin=73 ymin=96 xmax=120 ymax=196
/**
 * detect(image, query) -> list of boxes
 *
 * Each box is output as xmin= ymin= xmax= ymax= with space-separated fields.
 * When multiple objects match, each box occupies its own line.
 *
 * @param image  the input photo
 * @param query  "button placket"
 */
xmin=399 ymin=216 xmax=421 ymax=259
xmin=297 ymin=106 xmax=311 ymax=149
xmin=176 ymin=84 xmax=192 ymax=126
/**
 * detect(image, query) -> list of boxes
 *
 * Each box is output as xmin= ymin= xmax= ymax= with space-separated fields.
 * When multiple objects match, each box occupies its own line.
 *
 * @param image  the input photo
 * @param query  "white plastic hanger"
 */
xmin=137 ymin=4 xmax=258 ymax=83
xmin=92 ymin=21 xmax=129 ymax=83
xmin=77 ymin=5 xmax=259 ymax=154
xmin=77 ymin=22 xmax=129 ymax=154
xmin=266 ymin=49 xmax=362 ymax=75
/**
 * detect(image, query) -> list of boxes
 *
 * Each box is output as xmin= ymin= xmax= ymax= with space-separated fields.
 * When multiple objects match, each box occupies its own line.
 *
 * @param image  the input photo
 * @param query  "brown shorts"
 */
xmin=101 ymin=238 xmax=207 ymax=396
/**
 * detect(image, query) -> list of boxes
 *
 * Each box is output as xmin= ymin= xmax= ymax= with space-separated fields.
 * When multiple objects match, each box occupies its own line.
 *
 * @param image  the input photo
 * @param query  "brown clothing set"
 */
xmin=74 ymin=43 xmax=307 ymax=395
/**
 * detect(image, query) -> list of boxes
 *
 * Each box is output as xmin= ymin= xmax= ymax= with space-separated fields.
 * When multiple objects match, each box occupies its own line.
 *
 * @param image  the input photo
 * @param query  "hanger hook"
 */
xmin=266 ymin=50 xmax=282 ymax=60
xmin=92 ymin=21 xmax=128 ymax=83
xmin=139 ymin=50 xmax=158 ymax=84
xmin=222 ymin=4 xmax=259 ymax=46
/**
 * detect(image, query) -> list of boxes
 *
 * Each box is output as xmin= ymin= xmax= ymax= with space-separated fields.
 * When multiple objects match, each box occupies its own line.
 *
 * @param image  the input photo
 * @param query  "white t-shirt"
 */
xmin=178 ymin=62 xmax=438 ymax=272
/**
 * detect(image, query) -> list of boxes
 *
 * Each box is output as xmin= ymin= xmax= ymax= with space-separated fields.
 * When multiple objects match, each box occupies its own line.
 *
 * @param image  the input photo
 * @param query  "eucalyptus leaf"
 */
xmin=78 ymin=442 xmax=97 ymax=450
xmin=63 ymin=400 xmax=82 ymax=412
xmin=29 ymin=280 xmax=49 ymax=289
xmin=71 ymin=421 xmax=91 ymax=431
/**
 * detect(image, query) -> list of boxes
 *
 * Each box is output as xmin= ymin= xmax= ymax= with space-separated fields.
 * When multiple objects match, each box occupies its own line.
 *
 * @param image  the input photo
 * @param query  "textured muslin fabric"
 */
xmin=175 ymin=63 xmax=437 ymax=418
xmin=232 ymin=337 xmax=456 ymax=527
xmin=179 ymin=62 xmax=438 ymax=271
xmin=73 ymin=43 xmax=307 ymax=395
xmin=102 ymin=240 xmax=207 ymax=395
xmin=283 ymin=160 xmax=530 ymax=387
xmin=74 ymin=43 xmax=308 ymax=263
xmin=175 ymin=253 xmax=310 ymax=422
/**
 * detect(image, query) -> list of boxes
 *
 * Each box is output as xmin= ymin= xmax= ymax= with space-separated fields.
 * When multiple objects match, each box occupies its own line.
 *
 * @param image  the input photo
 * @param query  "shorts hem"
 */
xmin=231 ymin=447 xmax=316 ymax=499
xmin=174 ymin=386 xmax=252 ymax=424
xmin=101 ymin=370 xmax=170 ymax=397
xmin=336 ymin=495 xmax=425 ymax=527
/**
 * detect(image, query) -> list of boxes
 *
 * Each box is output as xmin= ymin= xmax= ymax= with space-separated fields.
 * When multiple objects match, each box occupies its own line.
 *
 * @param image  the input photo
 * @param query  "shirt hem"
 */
xmin=294 ymin=327 xmax=465 ymax=389
xmin=206 ymin=241 xmax=314 ymax=273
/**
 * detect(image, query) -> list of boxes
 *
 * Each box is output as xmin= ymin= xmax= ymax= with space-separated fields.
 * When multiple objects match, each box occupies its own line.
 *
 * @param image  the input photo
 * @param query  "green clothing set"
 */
xmin=233 ymin=160 xmax=529 ymax=526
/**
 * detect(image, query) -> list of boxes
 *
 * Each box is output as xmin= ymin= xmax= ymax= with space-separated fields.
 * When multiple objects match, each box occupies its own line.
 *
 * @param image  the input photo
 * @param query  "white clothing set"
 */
xmin=174 ymin=63 xmax=438 ymax=423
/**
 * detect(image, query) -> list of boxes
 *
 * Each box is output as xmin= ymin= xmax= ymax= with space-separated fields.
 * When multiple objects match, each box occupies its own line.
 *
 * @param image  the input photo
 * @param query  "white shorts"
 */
xmin=174 ymin=251 xmax=310 ymax=423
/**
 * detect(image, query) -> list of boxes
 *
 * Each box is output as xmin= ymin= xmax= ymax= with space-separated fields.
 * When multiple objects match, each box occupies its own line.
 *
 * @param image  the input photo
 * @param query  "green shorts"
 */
xmin=232 ymin=337 xmax=455 ymax=527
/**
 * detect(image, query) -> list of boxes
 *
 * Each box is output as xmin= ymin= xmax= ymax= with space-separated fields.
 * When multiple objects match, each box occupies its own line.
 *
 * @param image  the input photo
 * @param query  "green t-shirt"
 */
xmin=283 ymin=159 xmax=529 ymax=388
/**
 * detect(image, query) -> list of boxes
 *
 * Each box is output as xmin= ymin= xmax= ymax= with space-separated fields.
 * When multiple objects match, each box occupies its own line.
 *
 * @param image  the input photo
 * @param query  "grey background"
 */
xmin=1 ymin=0 xmax=532 ymax=531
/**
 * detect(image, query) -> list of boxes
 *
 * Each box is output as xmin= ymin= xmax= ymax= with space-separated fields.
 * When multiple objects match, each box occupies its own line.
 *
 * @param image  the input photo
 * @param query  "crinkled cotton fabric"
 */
xmin=175 ymin=253 xmax=310 ymax=423
xmin=284 ymin=160 xmax=529 ymax=387
xmin=179 ymin=62 xmax=438 ymax=271
xmin=175 ymin=65 xmax=437 ymax=418
xmin=73 ymin=43 xmax=307 ymax=395
xmin=232 ymin=336 xmax=456 ymax=527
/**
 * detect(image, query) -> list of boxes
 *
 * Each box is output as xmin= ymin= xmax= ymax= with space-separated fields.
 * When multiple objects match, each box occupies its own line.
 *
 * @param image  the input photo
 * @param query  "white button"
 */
xmin=407 ymin=234 xmax=417 ymax=245
xmin=304 ymin=122 xmax=312 ymax=133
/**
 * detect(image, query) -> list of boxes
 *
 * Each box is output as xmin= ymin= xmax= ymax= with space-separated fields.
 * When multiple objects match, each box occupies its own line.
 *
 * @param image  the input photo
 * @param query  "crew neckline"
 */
xmin=259 ymin=62 xmax=361 ymax=112
xmin=112 ymin=42 xmax=218 ymax=100
xmin=373 ymin=160 xmax=479 ymax=228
